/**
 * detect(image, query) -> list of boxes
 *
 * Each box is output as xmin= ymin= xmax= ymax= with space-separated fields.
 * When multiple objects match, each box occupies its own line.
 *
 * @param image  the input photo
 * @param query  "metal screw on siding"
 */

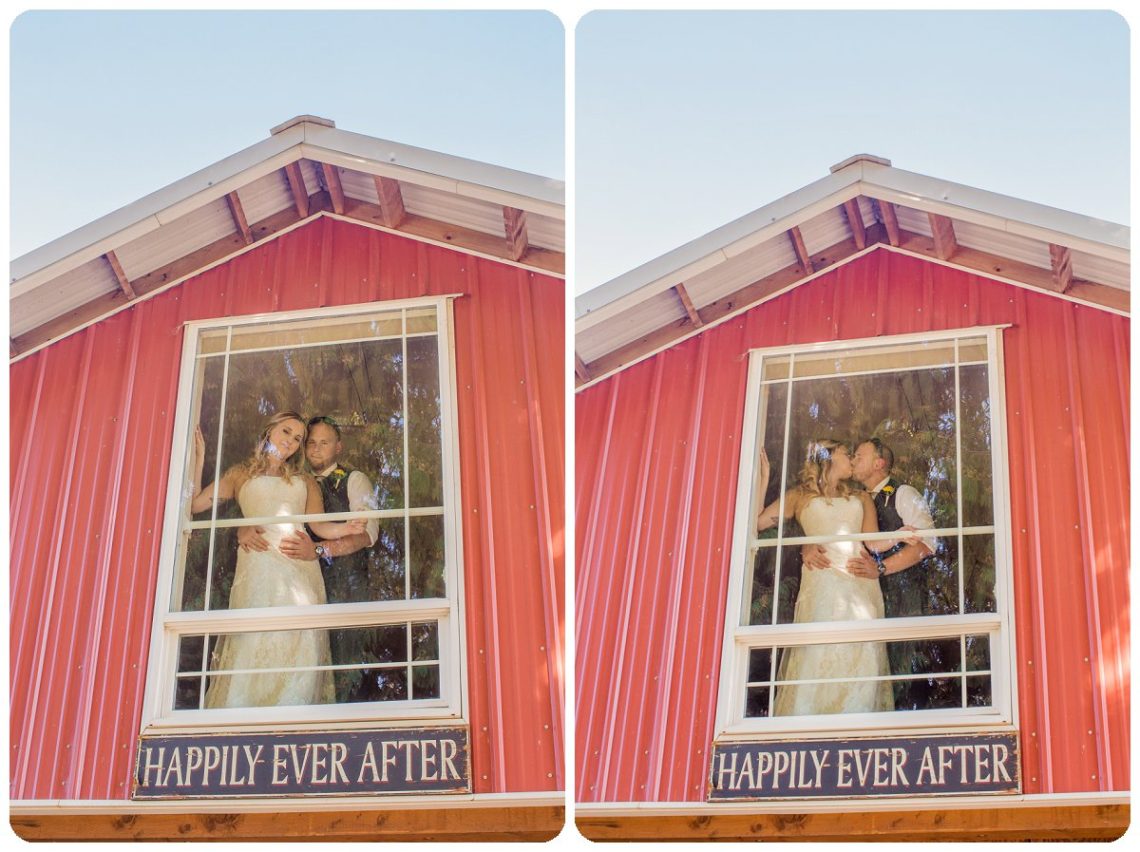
xmin=540 ymin=646 xmax=545 ymax=651
xmin=482 ymin=726 xmax=488 ymax=732
xmin=547 ymin=772 xmax=553 ymax=778
xmin=1088 ymin=730 xmax=1094 ymax=735
xmin=544 ymin=724 xmax=549 ymax=730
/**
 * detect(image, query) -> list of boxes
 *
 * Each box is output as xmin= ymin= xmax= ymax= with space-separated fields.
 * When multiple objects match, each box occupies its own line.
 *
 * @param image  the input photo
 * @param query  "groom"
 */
xmin=848 ymin=437 xmax=936 ymax=710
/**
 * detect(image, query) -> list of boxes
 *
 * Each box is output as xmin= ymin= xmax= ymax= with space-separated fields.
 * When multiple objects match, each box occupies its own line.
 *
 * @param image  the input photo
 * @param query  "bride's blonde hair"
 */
xmin=228 ymin=411 xmax=308 ymax=489
xmin=794 ymin=438 xmax=851 ymax=501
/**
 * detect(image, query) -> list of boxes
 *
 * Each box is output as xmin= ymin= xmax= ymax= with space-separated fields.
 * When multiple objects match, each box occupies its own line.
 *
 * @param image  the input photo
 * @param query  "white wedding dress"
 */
xmin=773 ymin=495 xmax=893 ymax=716
xmin=205 ymin=475 xmax=334 ymax=708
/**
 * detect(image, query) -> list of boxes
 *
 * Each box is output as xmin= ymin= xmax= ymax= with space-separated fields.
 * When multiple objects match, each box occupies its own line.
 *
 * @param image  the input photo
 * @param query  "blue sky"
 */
xmin=575 ymin=10 xmax=1130 ymax=294
xmin=8 ymin=10 xmax=564 ymax=258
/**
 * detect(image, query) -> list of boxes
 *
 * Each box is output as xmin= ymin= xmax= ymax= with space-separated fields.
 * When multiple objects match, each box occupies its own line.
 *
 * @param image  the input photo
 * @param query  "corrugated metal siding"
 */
xmin=575 ymin=249 xmax=1129 ymax=802
xmin=9 ymin=217 xmax=564 ymax=800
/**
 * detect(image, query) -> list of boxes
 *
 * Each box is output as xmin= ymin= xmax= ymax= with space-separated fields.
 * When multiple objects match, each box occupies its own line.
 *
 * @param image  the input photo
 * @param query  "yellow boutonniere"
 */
xmin=882 ymin=485 xmax=895 ymax=494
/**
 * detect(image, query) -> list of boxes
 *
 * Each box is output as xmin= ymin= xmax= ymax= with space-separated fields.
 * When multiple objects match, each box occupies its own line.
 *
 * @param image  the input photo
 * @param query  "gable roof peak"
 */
xmin=270 ymin=114 xmax=336 ymax=135
xmin=830 ymin=153 xmax=892 ymax=173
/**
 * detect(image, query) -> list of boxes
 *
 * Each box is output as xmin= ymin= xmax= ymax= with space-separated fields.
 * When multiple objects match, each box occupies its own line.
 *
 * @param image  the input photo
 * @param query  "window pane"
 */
xmin=965 ymin=634 xmax=991 ymax=672
xmin=753 ymin=380 xmax=791 ymax=528
xmin=412 ymin=621 xmax=439 ymax=661
xmin=177 ymin=524 xmax=245 ymax=613
xmin=747 ymin=648 xmax=773 ymax=682
xmin=412 ymin=664 xmax=441 ymax=699
xmin=920 ymin=535 xmax=959 ymax=616
xmin=753 ymin=632 xmax=989 ymax=717
xmin=885 ymin=636 xmax=962 ymax=711
xmin=791 ymin=339 xmax=958 ymax=379
xmin=967 ymin=675 xmax=993 ymax=707
xmin=963 ymin=534 xmax=997 ymax=613
xmin=410 ymin=514 xmax=446 ymax=598
xmin=745 ymin=686 xmax=771 ymax=718
xmin=771 ymin=640 xmax=894 ymax=716
xmin=179 ymin=621 xmax=445 ymax=709
xmin=761 ymin=355 xmax=790 ymax=382
xmin=406 ymin=307 xmax=438 ymax=335
xmin=407 ymin=336 xmax=443 ymax=507
xmin=959 ymin=364 xmax=994 ymax=526
xmin=360 ymin=517 xmax=406 ymax=601
xmin=199 ymin=311 xmax=404 ymax=355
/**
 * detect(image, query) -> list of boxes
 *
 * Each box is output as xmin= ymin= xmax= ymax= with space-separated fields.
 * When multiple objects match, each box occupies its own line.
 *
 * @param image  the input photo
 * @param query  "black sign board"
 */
xmin=708 ymin=732 xmax=1019 ymax=801
xmin=134 ymin=727 xmax=469 ymax=799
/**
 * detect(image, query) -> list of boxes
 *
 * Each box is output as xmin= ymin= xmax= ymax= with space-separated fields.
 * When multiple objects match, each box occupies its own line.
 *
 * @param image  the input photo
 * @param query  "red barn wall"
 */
xmin=9 ymin=217 xmax=565 ymax=801
xmin=575 ymin=249 xmax=1129 ymax=802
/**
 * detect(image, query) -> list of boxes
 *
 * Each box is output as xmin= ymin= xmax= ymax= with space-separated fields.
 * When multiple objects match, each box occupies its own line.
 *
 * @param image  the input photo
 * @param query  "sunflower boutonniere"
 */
xmin=881 ymin=484 xmax=896 ymax=495
xmin=327 ymin=466 xmax=349 ymax=490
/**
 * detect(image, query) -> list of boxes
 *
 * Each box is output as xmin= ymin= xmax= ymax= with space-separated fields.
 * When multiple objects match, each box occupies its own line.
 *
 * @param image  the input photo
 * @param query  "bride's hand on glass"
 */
xmin=193 ymin=425 xmax=206 ymax=464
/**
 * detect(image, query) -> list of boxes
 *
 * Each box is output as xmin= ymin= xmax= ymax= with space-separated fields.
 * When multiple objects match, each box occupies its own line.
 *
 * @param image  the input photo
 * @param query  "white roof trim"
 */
xmin=11 ymin=120 xmax=564 ymax=297
xmin=576 ymin=158 xmax=1128 ymax=327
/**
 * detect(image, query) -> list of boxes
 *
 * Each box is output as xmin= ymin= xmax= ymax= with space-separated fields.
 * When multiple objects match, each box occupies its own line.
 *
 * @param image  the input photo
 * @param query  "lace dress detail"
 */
xmin=204 ymin=475 xmax=334 ymax=708
xmin=773 ymin=495 xmax=893 ymax=716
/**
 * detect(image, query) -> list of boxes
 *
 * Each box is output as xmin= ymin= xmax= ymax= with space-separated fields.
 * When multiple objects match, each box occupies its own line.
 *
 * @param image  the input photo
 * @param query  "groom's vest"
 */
xmin=873 ymin=477 xmax=928 ymax=617
xmin=309 ymin=463 xmax=370 ymax=603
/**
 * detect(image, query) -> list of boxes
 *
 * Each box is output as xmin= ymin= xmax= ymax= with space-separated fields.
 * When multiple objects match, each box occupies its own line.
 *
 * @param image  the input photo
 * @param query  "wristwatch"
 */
xmin=876 ymin=556 xmax=886 ymax=577
xmin=315 ymin=543 xmax=331 ymax=564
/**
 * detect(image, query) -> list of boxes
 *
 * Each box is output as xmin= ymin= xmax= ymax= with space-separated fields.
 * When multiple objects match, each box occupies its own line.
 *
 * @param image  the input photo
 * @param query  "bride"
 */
xmin=755 ymin=439 xmax=893 ymax=716
xmin=190 ymin=412 xmax=363 ymax=708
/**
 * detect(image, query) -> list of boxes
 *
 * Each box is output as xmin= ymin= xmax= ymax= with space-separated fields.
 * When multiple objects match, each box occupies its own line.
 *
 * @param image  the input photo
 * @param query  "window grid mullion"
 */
xmin=954 ymin=338 xmax=965 ymax=617
xmin=768 ymin=354 xmax=796 ymax=716
xmin=402 ymin=310 xmax=412 ymax=603
xmin=202 ymin=326 xmax=234 ymax=614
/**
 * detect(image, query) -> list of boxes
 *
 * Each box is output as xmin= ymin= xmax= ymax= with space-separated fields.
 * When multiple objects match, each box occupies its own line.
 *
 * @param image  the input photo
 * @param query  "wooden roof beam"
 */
xmin=1049 ymin=243 xmax=1073 ymax=293
xmin=875 ymin=199 xmax=901 ymax=246
xmin=284 ymin=162 xmax=309 ymax=218
xmin=225 ymin=191 xmax=254 ymax=246
xmin=503 ymin=206 xmax=529 ymax=262
xmin=787 ymin=226 xmax=814 ymax=273
xmin=675 ymin=282 xmax=703 ymax=327
xmin=575 ymin=353 xmax=591 ymax=383
xmin=373 ymin=176 xmax=406 ymax=229
xmin=320 ymin=162 xmax=346 ymax=215
xmin=928 ymin=213 xmax=958 ymax=260
xmin=339 ymin=196 xmax=563 ymax=275
xmin=842 ymin=199 xmax=867 ymax=250
xmin=104 ymin=250 xmax=137 ymax=299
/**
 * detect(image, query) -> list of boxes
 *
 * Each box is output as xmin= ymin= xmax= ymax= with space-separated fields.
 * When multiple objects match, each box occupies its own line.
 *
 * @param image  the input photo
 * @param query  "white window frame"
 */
xmin=713 ymin=326 xmax=1019 ymax=739
xmin=140 ymin=295 xmax=468 ymax=733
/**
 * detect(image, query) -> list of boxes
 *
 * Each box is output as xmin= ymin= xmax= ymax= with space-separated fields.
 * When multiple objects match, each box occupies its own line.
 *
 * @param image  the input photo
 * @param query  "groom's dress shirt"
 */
xmin=314 ymin=462 xmax=380 ymax=546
